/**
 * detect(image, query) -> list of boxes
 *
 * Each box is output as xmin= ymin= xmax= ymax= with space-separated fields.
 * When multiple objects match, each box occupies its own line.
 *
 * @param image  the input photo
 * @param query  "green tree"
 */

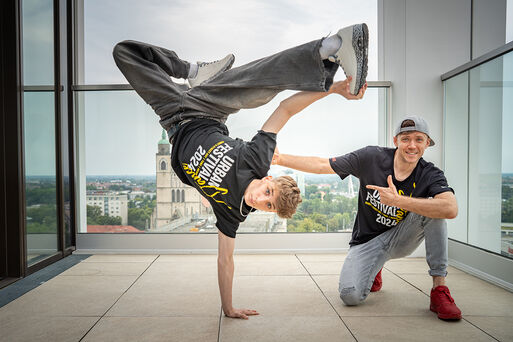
xmin=502 ymin=197 xmax=513 ymax=223
xmin=128 ymin=207 xmax=153 ymax=230
xmin=87 ymin=205 xmax=122 ymax=225
xmin=26 ymin=204 xmax=57 ymax=233
xmin=305 ymin=185 xmax=318 ymax=199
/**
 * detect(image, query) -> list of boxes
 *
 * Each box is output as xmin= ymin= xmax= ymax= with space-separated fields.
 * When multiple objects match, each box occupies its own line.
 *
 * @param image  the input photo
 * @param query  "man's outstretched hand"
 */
xmin=329 ymin=77 xmax=367 ymax=100
xmin=366 ymin=175 xmax=400 ymax=206
xmin=272 ymin=146 xmax=280 ymax=165
xmin=225 ymin=308 xmax=260 ymax=320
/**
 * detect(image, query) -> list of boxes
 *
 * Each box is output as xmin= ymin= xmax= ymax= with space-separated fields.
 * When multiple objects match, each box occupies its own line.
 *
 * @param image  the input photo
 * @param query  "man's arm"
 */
xmin=217 ymin=231 xmax=259 ymax=319
xmin=273 ymin=152 xmax=335 ymax=174
xmin=261 ymin=78 xmax=366 ymax=134
xmin=367 ymin=175 xmax=458 ymax=219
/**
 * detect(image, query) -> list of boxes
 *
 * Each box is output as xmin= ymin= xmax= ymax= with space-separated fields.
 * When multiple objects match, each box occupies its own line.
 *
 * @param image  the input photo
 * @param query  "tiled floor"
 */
xmin=1 ymin=254 xmax=512 ymax=342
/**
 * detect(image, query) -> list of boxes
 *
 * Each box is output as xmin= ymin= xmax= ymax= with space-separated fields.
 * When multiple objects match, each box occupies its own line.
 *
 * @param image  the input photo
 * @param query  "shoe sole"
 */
xmin=430 ymin=306 xmax=462 ymax=320
xmin=352 ymin=23 xmax=368 ymax=95
xmin=335 ymin=24 xmax=368 ymax=95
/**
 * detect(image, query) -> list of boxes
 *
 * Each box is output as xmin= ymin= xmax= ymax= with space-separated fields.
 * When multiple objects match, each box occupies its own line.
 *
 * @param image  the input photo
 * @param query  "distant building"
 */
xmin=87 ymin=225 xmax=143 ymax=233
xmin=155 ymin=130 xmax=210 ymax=229
xmin=128 ymin=191 xmax=155 ymax=200
xmin=86 ymin=191 xmax=128 ymax=225
xmin=287 ymin=172 xmax=305 ymax=195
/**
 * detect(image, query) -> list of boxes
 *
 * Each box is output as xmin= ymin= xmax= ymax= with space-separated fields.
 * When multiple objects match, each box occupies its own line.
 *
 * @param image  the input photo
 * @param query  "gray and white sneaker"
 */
xmin=188 ymin=54 xmax=235 ymax=87
xmin=328 ymin=23 xmax=369 ymax=95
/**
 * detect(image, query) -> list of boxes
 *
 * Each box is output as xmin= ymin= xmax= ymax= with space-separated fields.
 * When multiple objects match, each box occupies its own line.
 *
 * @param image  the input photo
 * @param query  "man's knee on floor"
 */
xmin=339 ymin=286 xmax=364 ymax=306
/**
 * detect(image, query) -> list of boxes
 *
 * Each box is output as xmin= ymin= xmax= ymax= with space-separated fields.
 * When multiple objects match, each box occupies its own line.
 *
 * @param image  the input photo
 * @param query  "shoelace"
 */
xmin=198 ymin=60 xmax=221 ymax=67
xmin=439 ymin=288 xmax=455 ymax=303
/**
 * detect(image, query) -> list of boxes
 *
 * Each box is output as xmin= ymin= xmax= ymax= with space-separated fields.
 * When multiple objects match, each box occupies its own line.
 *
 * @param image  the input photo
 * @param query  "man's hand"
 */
xmin=225 ymin=308 xmax=260 ymax=320
xmin=366 ymin=175 xmax=400 ymax=206
xmin=328 ymin=77 xmax=367 ymax=100
xmin=272 ymin=146 xmax=280 ymax=165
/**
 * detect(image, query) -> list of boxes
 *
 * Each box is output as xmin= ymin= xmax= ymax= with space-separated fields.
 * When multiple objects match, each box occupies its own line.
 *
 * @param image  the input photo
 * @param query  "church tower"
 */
xmin=155 ymin=130 xmax=211 ymax=230
xmin=156 ymin=130 xmax=172 ymax=228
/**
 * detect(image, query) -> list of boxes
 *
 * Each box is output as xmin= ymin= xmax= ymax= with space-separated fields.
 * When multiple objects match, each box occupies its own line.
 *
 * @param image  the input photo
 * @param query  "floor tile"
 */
xmin=231 ymin=276 xmax=334 ymax=316
xmin=83 ymin=254 xmax=158 ymax=263
xmin=0 ymin=275 xmax=137 ymax=317
xmin=155 ymin=254 xmax=218 ymax=263
xmin=384 ymin=259 xmax=464 ymax=275
xmin=464 ymin=316 xmax=513 ymax=342
xmin=220 ymin=315 xmax=355 ymax=342
xmin=398 ymin=273 xmax=513 ymax=316
xmin=0 ymin=315 xmax=98 ymax=342
xmin=82 ymin=317 xmax=219 ymax=342
xmin=296 ymin=253 xmax=347 ymax=262
xmin=106 ymin=274 xmax=221 ymax=317
xmin=232 ymin=254 xmax=299 ymax=262
xmin=144 ymin=259 xmax=218 ymax=277
xmin=343 ymin=316 xmax=496 ymax=342
xmin=314 ymin=271 xmax=430 ymax=317
xmin=60 ymin=261 xmax=150 ymax=276
xmin=235 ymin=259 xmax=307 ymax=276
xmin=302 ymin=261 xmax=343 ymax=275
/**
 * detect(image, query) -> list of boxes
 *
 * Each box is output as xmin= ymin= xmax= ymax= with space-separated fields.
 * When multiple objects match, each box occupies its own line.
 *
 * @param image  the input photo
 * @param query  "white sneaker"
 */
xmin=188 ymin=54 xmax=235 ymax=87
xmin=328 ymin=23 xmax=368 ymax=95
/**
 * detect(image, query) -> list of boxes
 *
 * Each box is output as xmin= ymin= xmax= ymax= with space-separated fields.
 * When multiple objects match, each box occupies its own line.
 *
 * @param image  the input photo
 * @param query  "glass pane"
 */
xmin=22 ymin=0 xmax=54 ymax=86
xmin=443 ymin=71 xmax=469 ymax=243
xmin=24 ymin=92 xmax=58 ymax=266
xmin=78 ymin=87 xmax=384 ymax=233
xmin=501 ymin=51 xmax=513 ymax=258
xmin=80 ymin=0 xmax=378 ymax=84
xmin=468 ymin=56 xmax=504 ymax=254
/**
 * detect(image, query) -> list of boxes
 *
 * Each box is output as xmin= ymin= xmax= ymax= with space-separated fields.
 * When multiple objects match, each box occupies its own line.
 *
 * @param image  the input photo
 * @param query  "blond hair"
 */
xmin=272 ymin=176 xmax=302 ymax=218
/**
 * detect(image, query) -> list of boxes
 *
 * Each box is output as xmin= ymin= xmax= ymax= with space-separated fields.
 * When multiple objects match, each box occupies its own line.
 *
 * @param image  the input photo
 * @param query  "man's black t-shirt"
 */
xmin=329 ymin=146 xmax=454 ymax=246
xmin=170 ymin=119 xmax=276 ymax=238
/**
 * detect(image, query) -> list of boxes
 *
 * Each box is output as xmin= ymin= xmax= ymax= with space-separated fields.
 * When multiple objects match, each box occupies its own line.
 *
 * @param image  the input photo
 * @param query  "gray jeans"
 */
xmin=339 ymin=213 xmax=448 ymax=306
xmin=112 ymin=39 xmax=338 ymax=138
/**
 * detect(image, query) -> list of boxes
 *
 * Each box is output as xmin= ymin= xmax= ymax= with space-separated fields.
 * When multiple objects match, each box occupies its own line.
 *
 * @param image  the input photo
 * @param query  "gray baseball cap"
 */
xmin=394 ymin=115 xmax=435 ymax=146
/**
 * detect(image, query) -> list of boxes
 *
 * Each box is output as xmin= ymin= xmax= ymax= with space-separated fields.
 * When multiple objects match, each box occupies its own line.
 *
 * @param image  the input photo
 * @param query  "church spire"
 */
xmin=158 ymin=129 xmax=169 ymax=145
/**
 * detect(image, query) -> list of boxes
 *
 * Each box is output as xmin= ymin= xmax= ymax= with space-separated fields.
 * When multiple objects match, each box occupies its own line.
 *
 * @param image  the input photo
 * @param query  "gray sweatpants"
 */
xmin=112 ymin=39 xmax=338 ymax=138
xmin=339 ymin=213 xmax=448 ymax=306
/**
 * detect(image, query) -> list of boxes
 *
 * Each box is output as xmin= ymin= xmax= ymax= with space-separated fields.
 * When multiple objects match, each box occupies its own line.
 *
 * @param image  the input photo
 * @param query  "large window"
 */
xmin=22 ymin=0 xmax=59 ymax=265
xmin=444 ymin=48 xmax=513 ymax=259
xmin=75 ymin=0 xmax=384 ymax=234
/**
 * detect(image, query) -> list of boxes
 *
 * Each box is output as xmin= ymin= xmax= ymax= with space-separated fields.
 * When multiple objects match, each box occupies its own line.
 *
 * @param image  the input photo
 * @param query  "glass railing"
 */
xmin=443 ymin=41 xmax=513 ymax=259
xmin=74 ymin=84 xmax=389 ymax=234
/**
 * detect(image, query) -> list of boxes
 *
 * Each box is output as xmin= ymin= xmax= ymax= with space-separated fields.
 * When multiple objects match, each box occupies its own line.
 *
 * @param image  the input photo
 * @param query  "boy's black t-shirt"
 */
xmin=329 ymin=146 xmax=454 ymax=246
xmin=171 ymin=119 xmax=276 ymax=238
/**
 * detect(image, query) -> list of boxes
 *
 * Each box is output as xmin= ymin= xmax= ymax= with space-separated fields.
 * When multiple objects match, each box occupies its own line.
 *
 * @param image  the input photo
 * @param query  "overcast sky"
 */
xmin=81 ymin=0 xmax=380 ymax=176
xmin=21 ymin=0 xmax=513 ymax=176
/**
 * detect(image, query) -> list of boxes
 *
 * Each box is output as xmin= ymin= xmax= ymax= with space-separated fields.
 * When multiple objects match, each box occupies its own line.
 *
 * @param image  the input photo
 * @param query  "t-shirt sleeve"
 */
xmin=241 ymin=130 xmax=277 ymax=177
xmin=329 ymin=146 xmax=370 ymax=179
xmin=426 ymin=168 xmax=454 ymax=197
xmin=214 ymin=210 xmax=240 ymax=238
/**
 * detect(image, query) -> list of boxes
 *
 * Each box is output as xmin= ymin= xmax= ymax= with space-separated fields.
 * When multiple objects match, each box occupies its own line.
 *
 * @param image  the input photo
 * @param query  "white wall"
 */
xmin=472 ymin=0 xmax=507 ymax=58
xmin=379 ymin=0 xmax=471 ymax=166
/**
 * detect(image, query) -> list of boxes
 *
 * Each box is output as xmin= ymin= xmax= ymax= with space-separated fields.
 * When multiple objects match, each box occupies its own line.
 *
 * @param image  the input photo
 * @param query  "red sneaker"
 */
xmin=370 ymin=268 xmax=383 ymax=292
xmin=430 ymin=285 xmax=462 ymax=320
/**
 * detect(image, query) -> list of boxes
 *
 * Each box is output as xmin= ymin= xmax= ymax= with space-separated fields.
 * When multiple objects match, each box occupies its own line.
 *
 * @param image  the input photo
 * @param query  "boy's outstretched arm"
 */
xmin=261 ymin=77 xmax=367 ymax=134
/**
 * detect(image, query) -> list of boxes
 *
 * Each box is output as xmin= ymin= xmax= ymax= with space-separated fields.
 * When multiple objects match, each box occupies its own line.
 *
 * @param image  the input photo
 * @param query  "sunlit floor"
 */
xmin=1 ymin=254 xmax=512 ymax=342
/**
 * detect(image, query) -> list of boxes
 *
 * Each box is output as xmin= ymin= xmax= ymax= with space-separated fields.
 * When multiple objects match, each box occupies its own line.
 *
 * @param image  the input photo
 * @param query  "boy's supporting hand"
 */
xmin=224 ymin=308 xmax=260 ymax=320
xmin=329 ymin=77 xmax=367 ymax=100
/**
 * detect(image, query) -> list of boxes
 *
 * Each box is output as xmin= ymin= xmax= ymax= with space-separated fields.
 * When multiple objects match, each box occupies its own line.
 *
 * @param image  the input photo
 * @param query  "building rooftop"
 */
xmin=87 ymin=225 xmax=143 ymax=233
xmin=0 ymin=253 xmax=512 ymax=341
